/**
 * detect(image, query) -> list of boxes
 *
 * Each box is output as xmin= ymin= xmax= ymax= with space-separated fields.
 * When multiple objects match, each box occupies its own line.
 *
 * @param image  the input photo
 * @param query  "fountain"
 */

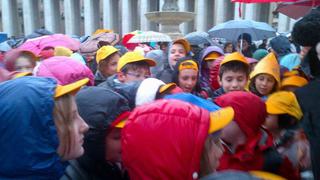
xmin=145 ymin=0 xmax=195 ymax=40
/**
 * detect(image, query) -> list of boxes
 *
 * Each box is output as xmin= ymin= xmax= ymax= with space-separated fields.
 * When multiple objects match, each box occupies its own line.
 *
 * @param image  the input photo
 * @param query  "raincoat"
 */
xmin=0 ymin=76 xmax=66 ymax=179
xmin=269 ymin=36 xmax=291 ymax=61
xmin=122 ymin=99 xmax=211 ymax=180
xmin=199 ymin=46 xmax=224 ymax=92
xmin=98 ymin=74 xmax=122 ymax=90
xmin=214 ymin=91 xmax=300 ymax=180
xmin=62 ymin=86 xmax=130 ymax=180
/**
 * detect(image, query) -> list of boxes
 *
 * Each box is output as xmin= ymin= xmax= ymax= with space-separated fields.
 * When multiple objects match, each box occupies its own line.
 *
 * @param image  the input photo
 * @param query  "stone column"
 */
xmin=84 ymin=0 xmax=100 ymax=35
xmin=22 ymin=0 xmax=40 ymax=35
xmin=178 ymin=0 xmax=188 ymax=35
xmin=278 ymin=13 xmax=289 ymax=32
xmin=43 ymin=0 xmax=61 ymax=33
xmin=1 ymin=0 xmax=20 ymax=36
xmin=244 ymin=4 xmax=260 ymax=21
xmin=214 ymin=0 xmax=227 ymax=25
xmin=140 ymin=0 xmax=150 ymax=31
xmin=121 ymin=0 xmax=132 ymax=34
xmin=196 ymin=0 xmax=207 ymax=32
xmin=234 ymin=2 xmax=244 ymax=20
xmin=159 ymin=0 xmax=165 ymax=11
xmin=103 ymin=0 xmax=119 ymax=32
xmin=64 ymin=0 xmax=81 ymax=35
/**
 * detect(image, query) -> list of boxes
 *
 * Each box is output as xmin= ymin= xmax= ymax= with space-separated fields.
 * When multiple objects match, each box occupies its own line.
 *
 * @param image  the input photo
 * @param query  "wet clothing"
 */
xmin=98 ymin=74 xmax=122 ymax=90
xmin=94 ymin=70 xmax=107 ymax=86
xmin=0 ymin=76 xmax=66 ymax=179
xmin=269 ymin=36 xmax=291 ymax=60
xmin=215 ymin=91 xmax=300 ymax=180
xmin=156 ymin=64 xmax=174 ymax=83
xmin=61 ymin=86 xmax=130 ymax=180
xmin=122 ymin=99 xmax=211 ymax=179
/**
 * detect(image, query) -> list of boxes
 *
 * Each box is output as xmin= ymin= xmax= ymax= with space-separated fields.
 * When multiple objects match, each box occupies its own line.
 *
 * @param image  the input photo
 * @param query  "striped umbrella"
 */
xmin=128 ymin=31 xmax=172 ymax=43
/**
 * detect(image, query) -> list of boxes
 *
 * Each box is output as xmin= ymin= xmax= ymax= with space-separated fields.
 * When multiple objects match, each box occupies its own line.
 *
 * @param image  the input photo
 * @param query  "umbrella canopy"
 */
xmin=128 ymin=31 xmax=172 ymax=43
xmin=208 ymin=19 xmax=276 ymax=41
xmin=79 ymin=32 xmax=120 ymax=55
xmin=18 ymin=34 xmax=80 ymax=56
xmin=184 ymin=31 xmax=213 ymax=45
xmin=276 ymin=0 xmax=320 ymax=19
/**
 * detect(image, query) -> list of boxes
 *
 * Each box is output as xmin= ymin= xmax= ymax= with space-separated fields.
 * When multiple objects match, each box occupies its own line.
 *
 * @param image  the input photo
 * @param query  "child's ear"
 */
xmin=117 ymin=72 xmax=125 ymax=83
xmin=218 ymin=75 xmax=222 ymax=86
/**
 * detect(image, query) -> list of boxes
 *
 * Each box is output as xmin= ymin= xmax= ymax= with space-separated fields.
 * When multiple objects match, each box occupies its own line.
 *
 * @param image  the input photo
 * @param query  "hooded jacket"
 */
xmin=214 ymin=91 xmax=300 ymax=180
xmin=122 ymin=99 xmax=210 ymax=180
xmin=0 ymin=76 xmax=66 ymax=179
xmin=34 ymin=56 xmax=94 ymax=86
xmin=199 ymin=46 xmax=224 ymax=92
xmin=269 ymin=36 xmax=291 ymax=60
xmin=62 ymin=86 xmax=130 ymax=180
xmin=98 ymin=74 xmax=122 ymax=90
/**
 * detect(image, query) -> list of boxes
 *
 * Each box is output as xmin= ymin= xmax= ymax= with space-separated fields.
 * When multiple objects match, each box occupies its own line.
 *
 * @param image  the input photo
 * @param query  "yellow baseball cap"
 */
xmin=93 ymin=28 xmax=113 ymax=35
xmin=173 ymin=38 xmax=191 ymax=52
xmin=208 ymin=107 xmax=234 ymax=134
xmin=54 ymin=78 xmax=89 ymax=98
xmin=250 ymin=171 xmax=286 ymax=180
xmin=96 ymin=45 xmax=119 ymax=64
xmin=13 ymin=72 xmax=32 ymax=79
xmin=266 ymin=91 xmax=303 ymax=120
xmin=159 ymin=83 xmax=176 ymax=94
xmin=220 ymin=52 xmax=248 ymax=66
xmin=54 ymin=46 xmax=73 ymax=57
xmin=178 ymin=60 xmax=199 ymax=72
xmin=205 ymin=52 xmax=221 ymax=61
xmin=281 ymin=75 xmax=308 ymax=89
xmin=117 ymin=51 xmax=156 ymax=72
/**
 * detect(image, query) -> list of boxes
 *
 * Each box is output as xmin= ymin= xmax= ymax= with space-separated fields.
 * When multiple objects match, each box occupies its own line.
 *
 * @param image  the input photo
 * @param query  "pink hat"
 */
xmin=34 ymin=56 xmax=94 ymax=86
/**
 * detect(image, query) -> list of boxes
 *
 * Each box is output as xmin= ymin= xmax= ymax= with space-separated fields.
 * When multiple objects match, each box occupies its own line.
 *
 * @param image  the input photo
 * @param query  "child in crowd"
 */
xmin=156 ymin=38 xmax=191 ymax=83
xmin=98 ymin=51 xmax=156 ymax=90
xmin=214 ymin=91 xmax=300 ymax=180
xmin=281 ymin=75 xmax=308 ymax=91
xmin=199 ymin=46 xmax=224 ymax=92
xmin=266 ymin=91 xmax=311 ymax=171
xmin=4 ymin=49 xmax=37 ymax=73
xmin=0 ymin=76 xmax=89 ymax=179
xmin=122 ymin=94 xmax=234 ymax=179
xmin=249 ymin=52 xmax=280 ymax=101
xmin=212 ymin=52 xmax=250 ymax=100
xmin=94 ymin=45 xmax=121 ymax=85
xmin=62 ymin=86 xmax=131 ymax=180
xmin=172 ymin=57 xmax=210 ymax=98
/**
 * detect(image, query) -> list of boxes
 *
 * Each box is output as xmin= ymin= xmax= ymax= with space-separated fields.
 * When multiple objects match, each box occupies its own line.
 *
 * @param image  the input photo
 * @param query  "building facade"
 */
xmin=0 ymin=0 xmax=296 ymax=37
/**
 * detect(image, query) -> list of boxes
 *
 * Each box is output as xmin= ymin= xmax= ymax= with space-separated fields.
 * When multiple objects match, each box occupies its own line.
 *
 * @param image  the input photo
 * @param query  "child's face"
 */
xmin=99 ymin=53 xmax=120 ymax=77
xmin=220 ymin=121 xmax=246 ymax=147
xmin=105 ymin=128 xmax=122 ymax=162
xmin=15 ymin=56 xmax=34 ymax=72
xmin=219 ymin=70 xmax=248 ymax=93
xmin=119 ymin=67 xmax=151 ymax=83
xmin=225 ymin=44 xmax=233 ymax=53
xmin=206 ymin=60 xmax=215 ymax=69
xmin=169 ymin=43 xmax=186 ymax=67
xmin=254 ymin=74 xmax=276 ymax=96
xmin=178 ymin=69 xmax=198 ymax=93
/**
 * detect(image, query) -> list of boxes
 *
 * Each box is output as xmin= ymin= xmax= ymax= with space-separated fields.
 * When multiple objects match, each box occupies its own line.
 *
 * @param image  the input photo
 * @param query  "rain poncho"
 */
xmin=0 ymin=76 xmax=66 ymax=179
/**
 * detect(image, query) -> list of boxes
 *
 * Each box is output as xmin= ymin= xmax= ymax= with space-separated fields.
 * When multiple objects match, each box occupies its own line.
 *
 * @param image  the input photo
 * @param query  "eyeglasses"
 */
xmin=125 ymin=72 xmax=150 ymax=79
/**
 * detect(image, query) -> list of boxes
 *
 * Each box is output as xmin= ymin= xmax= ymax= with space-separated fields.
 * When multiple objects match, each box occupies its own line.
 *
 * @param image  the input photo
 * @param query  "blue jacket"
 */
xmin=0 ymin=76 xmax=66 ymax=179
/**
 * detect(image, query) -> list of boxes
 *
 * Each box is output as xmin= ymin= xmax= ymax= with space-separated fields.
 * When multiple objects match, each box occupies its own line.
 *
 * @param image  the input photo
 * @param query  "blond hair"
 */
xmin=53 ymin=93 xmax=74 ymax=160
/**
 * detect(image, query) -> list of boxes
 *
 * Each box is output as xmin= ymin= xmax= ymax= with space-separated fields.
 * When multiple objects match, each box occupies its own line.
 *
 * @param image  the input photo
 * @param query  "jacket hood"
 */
xmin=135 ymin=78 xmax=166 ymax=106
xmin=214 ymin=91 xmax=266 ymax=138
xmin=0 ymin=76 xmax=65 ymax=179
xmin=250 ymin=53 xmax=280 ymax=86
xmin=122 ymin=99 xmax=210 ymax=180
xmin=201 ymin=46 xmax=224 ymax=61
xmin=76 ymin=86 xmax=130 ymax=164
xmin=269 ymin=36 xmax=291 ymax=58
xmin=4 ymin=49 xmax=37 ymax=71
xmin=34 ymin=56 xmax=94 ymax=86
xmin=279 ymin=53 xmax=301 ymax=71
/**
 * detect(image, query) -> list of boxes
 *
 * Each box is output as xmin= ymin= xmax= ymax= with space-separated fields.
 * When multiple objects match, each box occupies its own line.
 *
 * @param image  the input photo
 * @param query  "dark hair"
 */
xmin=248 ymin=75 xmax=278 ymax=97
xmin=223 ymin=42 xmax=234 ymax=52
xmin=218 ymin=61 xmax=249 ymax=79
xmin=120 ymin=61 xmax=150 ymax=73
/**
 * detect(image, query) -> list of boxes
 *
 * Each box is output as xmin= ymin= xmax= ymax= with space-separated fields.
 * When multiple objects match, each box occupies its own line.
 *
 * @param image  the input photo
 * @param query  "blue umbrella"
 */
xmin=208 ymin=19 xmax=276 ymax=41
xmin=184 ymin=31 xmax=213 ymax=46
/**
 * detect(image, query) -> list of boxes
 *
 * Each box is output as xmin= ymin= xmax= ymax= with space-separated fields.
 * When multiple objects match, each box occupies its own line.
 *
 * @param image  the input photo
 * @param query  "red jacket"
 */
xmin=214 ymin=91 xmax=300 ymax=180
xmin=122 ymin=99 xmax=210 ymax=180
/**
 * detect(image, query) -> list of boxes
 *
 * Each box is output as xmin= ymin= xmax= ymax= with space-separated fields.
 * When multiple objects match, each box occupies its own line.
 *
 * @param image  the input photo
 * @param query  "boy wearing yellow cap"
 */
xmin=98 ymin=51 xmax=156 ymax=90
xmin=212 ymin=52 xmax=250 ymax=100
xmin=249 ymin=52 xmax=280 ymax=101
xmin=95 ymin=45 xmax=120 ymax=85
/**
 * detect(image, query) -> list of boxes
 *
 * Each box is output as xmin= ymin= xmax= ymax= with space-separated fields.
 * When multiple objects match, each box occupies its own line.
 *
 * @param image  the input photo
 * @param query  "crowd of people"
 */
xmin=0 ymin=8 xmax=320 ymax=180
